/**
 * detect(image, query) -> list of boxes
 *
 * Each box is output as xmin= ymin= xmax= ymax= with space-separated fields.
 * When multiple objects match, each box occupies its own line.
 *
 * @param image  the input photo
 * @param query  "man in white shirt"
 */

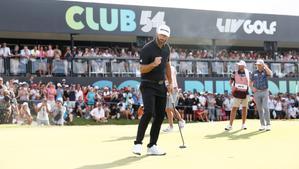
xmin=1 ymin=43 xmax=11 ymax=75
xmin=1 ymin=43 xmax=11 ymax=57
xmin=90 ymin=102 xmax=107 ymax=122
xmin=163 ymin=65 xmax=185 ymax=132
xmin=36 ymin=98 xmax=52 ymax=125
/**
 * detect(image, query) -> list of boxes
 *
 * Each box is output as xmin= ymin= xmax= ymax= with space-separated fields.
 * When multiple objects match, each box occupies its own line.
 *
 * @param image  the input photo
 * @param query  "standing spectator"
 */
xmin=86 ymin=87 xmax=96 ymax=111
xmin=1 ymin=43 xmax=11 ymax=75
xmin=1 ymin=43 xmax=11 ymax=57
xmin=31 ymin=46 xmax=40 ymax=58
xmin=185 ymin=94 xmax=195 ymax=122
xmin=207 ymin=93 xmax=216 ymax=122
xmin=274 ymin=97 xmax=283 ymax=119
xmin=47 ymin=45 xmax=54 ymax=75
xmin=268 ymin=95 xmax=276 ymax=119
xmin=36 ymin=98 xmax=51 ymax=125
xmin=12 ymin=45 xmax=20 ymax=56
xmin=176 ymin=93 xmax=186 ymax=119
xmin=56 ymin=83 xmax=64 ymax=101
xmin=215 ymin=94 xmax=224 ymax=121
xmin=20 ymin=46 xmax=31 ymax=59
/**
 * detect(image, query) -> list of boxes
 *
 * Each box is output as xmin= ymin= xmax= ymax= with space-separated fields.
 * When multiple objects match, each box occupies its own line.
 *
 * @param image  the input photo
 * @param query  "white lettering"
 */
xmin=216 ymin=18 xmax=277 ymax=35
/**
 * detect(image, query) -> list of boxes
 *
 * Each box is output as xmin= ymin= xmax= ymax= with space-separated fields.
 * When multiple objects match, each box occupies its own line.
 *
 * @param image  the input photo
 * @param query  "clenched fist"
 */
xmin=152 ymin=57 xmax=162 ymax=67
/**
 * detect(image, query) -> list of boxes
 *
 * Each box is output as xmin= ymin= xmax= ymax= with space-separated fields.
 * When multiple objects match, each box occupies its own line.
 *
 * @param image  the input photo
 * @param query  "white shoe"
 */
xmin=163 ymin=126 xmax=173 ymax=132
xmin=132 ymin=144 xmax=142 ymax=155
xmin=225 ymin=124 xmax=232 ymax=131
xmin=147 ymin=145 xmax=166 ymax=156
xmin=266 ymin=125 xmax=271 ymax=131
xmin=259 ymin=126 xmax=266 ymax=131
xmin=241 ymin=124 xmax=247 ymax=130
xmin=178 ymin=120 xmax=185 ymax=128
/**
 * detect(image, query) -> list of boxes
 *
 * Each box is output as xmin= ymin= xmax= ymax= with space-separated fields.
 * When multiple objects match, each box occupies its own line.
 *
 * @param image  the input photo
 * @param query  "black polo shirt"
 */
xmin=139 ymin=39 xmax=170 ymax=81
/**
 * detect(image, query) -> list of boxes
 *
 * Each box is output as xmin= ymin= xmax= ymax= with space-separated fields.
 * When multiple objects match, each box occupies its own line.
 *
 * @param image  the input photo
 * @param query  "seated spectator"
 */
xmin=73 ymin=96 xmax=87 ymax=118
xmin=52 ymin=99 xmax=66 ymax=125
xmin=90 ymin=102 xmax=107 ymax=123
xmin=18 ymin=102 xmax=32 ymax=125
xmin=109 ymin=104 xmax=120 ymax=119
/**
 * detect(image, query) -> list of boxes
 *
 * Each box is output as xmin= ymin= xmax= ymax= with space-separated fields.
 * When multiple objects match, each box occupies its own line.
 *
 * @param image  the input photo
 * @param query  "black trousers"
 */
xmin=134 ymin=84 xmax=166 ymax=148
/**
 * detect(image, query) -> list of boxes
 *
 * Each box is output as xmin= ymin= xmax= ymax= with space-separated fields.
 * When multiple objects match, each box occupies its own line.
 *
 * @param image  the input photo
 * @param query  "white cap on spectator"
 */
xmin=255 ymin=59 xmax=264 ymax=65
xmin=94 ymin=86 xmax=99 ymax=90
xmin=236 ymin=60 xmax=246 ymax=67
xmin=57 ymin=83 xmax=62 ymax=87
xmin=56 ymin=98 xmax=63 ymax=103
xmin=0 ymin=77 xmax=3 ymax=81
xmin=157 ymin=24 xmax=171 ymax=37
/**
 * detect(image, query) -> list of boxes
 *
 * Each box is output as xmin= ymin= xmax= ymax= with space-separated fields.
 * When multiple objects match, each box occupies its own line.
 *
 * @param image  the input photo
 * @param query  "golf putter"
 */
xmin=170 ymin=95 xmax=187 ymax=149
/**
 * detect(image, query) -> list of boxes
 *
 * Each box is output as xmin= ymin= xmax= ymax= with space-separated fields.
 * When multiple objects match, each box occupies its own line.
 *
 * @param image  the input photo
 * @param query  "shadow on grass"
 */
xmin=205 ymin=129 xmax=267 ymax=140
xmin=102 ymin=134 xmax=150 ymax=143
xmin=75 ymin=155 xmax=148 ymax=169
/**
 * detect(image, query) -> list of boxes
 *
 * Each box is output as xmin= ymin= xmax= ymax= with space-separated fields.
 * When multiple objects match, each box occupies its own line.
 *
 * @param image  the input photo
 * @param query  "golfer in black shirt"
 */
xmin=132 ymin=25 xmax=173 ymax=156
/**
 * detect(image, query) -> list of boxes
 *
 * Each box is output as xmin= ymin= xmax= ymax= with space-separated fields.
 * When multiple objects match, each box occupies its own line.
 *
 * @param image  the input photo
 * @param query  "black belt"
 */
xmin=141 ymin=79 xmax=164 ymax=85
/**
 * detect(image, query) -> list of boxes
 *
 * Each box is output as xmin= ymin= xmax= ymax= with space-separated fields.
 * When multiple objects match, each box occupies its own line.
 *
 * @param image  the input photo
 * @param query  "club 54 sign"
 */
xmin=65 ymin=5 xmax=166 ymax=33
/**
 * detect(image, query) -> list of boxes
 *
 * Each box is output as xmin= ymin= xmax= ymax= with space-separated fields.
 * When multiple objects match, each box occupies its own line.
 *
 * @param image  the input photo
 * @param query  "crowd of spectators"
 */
xmin=0 ymin=77 xmax=298 ymax=126
xmin=1 ymin=42 xmax=299 ymax=61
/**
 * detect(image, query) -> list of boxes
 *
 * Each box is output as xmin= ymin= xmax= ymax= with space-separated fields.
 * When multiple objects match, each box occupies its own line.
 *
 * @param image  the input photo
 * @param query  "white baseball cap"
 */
xmin=156 ymin=25 xmax=171 ymax=37
xmin=236 ymin=60 xmax=246 ymax=67
xmin=255 ymin=59 xmax=264 ymax=65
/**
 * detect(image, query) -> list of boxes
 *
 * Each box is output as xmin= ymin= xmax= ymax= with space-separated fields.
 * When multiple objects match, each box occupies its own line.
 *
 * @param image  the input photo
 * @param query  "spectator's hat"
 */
xmin=62 ymin=79 xmax=66 ymax=83
xmin=0 ymin=77 xmax=3 ymax=81
xmin=13 ymin=80 xmax=19 ymax=84
xmin=156 ymin=24 xmax=171 ymax=37
xmin=56 ymin=98 xmax=63 ymax=103
xmin=65 ymin=85 xmax=69 ymax=88
xmin=94 ymin=86 xmax=99 ymax=90
xmin=57 ymin=83 xmax=62 ymax=87
xmin=236 ymin=60 xmax=246 ymax=67
xmin=255 ymin=59 xmax=264 ymax=65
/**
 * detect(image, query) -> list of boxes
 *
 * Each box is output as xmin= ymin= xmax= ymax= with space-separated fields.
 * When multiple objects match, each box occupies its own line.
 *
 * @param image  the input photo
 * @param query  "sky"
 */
xmin=60 ymin=0 xmax=299 ymax=16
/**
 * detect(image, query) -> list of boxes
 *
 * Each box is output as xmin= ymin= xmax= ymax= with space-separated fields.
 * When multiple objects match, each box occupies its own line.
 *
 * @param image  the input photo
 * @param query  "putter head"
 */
xmin=179 ymin=145 xmax=187 ymax=149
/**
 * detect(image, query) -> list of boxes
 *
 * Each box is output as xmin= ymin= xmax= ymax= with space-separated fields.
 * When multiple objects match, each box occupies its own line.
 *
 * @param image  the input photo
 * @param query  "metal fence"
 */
xmin=2 ymin=56 xmax=299 ymax=78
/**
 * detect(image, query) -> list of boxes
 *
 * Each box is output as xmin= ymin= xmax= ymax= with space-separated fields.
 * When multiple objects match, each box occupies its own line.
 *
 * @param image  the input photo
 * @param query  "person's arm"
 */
xmin=264 ymin=63 xmax=273 ymax=77
xmin=166 ymin=62 xmax=173 ymax=93
xmin=140 ymin=57 xmax=161 ymax=74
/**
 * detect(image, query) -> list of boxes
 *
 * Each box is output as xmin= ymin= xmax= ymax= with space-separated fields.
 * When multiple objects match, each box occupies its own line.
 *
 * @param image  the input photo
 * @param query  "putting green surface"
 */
xmin=0 ymin=120 xmax=298 ymax=169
